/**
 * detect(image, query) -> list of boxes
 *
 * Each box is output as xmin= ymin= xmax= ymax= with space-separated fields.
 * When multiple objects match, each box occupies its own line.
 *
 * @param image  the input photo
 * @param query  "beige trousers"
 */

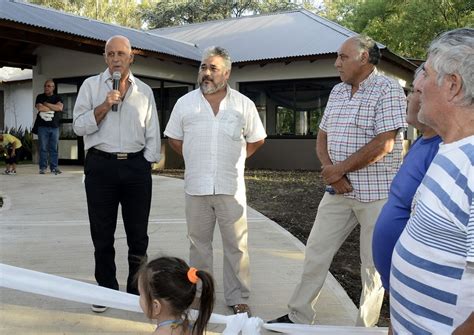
xmin=288 ymin=193 xmax=386 ymax=327
xmin=185 ymin=193 xmax=250 ymax=306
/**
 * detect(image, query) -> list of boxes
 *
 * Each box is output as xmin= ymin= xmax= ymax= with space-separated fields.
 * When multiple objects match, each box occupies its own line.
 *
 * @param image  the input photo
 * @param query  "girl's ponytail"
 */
xmin=192 ymin=270 xmax=215 ymax=335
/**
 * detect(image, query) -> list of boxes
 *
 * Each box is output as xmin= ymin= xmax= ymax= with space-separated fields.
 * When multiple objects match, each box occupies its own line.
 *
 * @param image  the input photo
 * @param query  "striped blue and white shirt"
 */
xmin=390 ymin=135 xmax=474 ymax=334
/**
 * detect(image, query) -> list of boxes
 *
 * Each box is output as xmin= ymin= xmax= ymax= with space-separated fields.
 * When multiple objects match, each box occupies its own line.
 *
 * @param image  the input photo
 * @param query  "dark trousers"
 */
xmin=5 ymin=147 xmax=20 ymax=164
xmin=84 ymin=150 xmax=152 ymax=295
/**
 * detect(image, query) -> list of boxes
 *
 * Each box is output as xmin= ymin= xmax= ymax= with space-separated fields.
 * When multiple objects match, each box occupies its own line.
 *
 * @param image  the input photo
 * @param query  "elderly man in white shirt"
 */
xmin=73 ymin=35 xmax=160 ymax=313
xmin=164 ymin=46 xmax=266 ymax=316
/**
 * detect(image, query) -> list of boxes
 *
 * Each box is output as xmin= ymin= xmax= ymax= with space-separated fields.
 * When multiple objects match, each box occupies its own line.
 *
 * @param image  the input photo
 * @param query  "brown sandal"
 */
xmin=230 ymin=303 xmax=251 ymax=316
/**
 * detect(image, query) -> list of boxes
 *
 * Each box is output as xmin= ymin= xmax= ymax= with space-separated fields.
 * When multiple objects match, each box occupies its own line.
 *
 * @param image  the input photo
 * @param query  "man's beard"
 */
xmin=199 ymin=77 xmax=226 ymax=95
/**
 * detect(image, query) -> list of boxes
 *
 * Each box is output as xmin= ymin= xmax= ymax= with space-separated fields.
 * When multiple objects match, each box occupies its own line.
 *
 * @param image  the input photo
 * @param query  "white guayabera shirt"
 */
xmin=164 ymin=87 xmax=266 ymax=196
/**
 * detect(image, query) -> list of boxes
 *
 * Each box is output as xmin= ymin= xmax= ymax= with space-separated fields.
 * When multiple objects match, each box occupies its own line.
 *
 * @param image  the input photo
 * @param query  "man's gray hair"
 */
xmin=428 ymin=28 xmax=474 ymax=106
xmin=414 ymin=63 xmax=424 ymax=79
xmin=201 ymin=46 xmax=232 ymax=71
xmin=354 ymin=35 xmax=381 ymax=65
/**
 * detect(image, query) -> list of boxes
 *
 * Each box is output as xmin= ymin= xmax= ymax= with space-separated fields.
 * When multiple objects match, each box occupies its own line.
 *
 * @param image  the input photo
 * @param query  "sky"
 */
xmin=0 ymin=67 xmax=33 ymax=82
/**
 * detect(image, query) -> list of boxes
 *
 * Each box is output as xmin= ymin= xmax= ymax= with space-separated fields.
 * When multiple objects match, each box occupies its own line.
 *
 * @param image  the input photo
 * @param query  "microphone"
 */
xmin=112 ymin=71 xmax=121 ymax=112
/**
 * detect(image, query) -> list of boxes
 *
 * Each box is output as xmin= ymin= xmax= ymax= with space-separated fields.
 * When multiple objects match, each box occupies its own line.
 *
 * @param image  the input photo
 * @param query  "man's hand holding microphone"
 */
xmin=111 ymin=71 xmax=121 ymax=112
xmin=93 ymin=71 xmax=122 ymax=124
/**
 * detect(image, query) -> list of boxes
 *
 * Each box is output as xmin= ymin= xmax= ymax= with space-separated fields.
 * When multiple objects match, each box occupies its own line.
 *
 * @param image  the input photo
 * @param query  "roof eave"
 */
xmin=234 ymin=53 xmax=335 ymax=68
xmin=0 ymin=19 xmax=200 ymax=67
xmin=380 ymin=49 xmax=418 ymax=72
xmin=234 ymin=52 xmax=417 ymax=72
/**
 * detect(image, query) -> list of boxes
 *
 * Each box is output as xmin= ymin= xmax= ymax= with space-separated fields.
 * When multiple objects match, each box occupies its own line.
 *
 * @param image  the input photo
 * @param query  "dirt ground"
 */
xmin=156 ymin=169 xmax=389 ymax=326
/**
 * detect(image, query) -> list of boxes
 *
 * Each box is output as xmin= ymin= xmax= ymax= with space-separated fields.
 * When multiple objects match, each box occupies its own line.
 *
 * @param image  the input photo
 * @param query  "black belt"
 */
xmin=88 ymin=147 xmax=143 ymax=160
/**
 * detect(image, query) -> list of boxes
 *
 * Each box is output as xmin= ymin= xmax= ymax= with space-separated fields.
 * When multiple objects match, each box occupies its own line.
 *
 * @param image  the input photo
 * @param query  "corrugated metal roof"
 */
xmin=1 ymin=2 xmax=413 ymax=69
xmin=0 ymin=0 xmax=202 ymax=61
xmin=153 ymin=9 xmax=386 ymax=63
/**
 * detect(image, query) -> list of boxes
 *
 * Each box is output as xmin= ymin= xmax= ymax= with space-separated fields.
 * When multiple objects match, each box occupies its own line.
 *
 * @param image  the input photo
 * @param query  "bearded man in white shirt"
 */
xmin=164 ymin=46 xmax=266 ymax=316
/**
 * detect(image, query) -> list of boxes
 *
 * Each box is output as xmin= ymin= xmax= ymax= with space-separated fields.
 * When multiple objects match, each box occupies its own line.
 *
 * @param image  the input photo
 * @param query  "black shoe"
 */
xmin=51 ymin=168 xmax=62 ymax=175
xmin=91 ymin=304 xmax=108 ymax=313
xmin=267 ymin=314 xmax=294 ymax=324
xmin=230 ymin=303 xmax=251 ymax=317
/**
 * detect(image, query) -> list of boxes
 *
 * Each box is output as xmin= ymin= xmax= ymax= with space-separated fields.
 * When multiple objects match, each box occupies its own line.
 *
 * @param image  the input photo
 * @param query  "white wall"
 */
xmin=231 ymin=59 xmax=338 ymax=85
xmin=1 ymin=81 xmax=33 ymax=130
xmin=33 ymin=45 xmax=196 ymax=88
xmin=230 ymin=58 xmax=413 ymax=89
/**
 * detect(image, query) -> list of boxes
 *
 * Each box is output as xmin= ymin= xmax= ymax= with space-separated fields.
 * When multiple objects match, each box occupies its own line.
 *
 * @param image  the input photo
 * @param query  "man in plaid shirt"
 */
xmin=269 ymin=35 xmax=407 ymax=327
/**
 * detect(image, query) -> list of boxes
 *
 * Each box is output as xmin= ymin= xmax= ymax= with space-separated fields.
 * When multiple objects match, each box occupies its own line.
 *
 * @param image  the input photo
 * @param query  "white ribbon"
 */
xmin=0 ymin=263 xmax=141 ymax=312
xmin=263 ymin=323 xmax=389 ymax=334
xmin=0 ymin=263 xmax=388 ymax=334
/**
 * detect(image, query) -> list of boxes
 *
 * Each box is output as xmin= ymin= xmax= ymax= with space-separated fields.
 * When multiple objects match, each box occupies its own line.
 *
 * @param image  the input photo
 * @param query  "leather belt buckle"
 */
xmin=116 ymin=153 xmax=128 ymax=160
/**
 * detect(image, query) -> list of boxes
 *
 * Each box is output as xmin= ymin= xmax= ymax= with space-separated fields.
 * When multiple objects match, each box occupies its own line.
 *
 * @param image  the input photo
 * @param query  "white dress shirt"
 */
xmin=164 ymin=87 xmax=266 ymax=196
xmin=73 ymin=69 xmax=161 ymax=163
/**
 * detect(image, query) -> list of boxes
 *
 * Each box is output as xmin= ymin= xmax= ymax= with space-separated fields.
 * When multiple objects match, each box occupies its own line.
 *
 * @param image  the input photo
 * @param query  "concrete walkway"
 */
xmin=0 ymin=164 xmax=357 ymax=334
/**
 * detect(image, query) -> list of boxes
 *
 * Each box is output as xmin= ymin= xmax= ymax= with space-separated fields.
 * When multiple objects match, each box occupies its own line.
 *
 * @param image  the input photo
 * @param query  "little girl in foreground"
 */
xmin=138 ymin=257 xmax=215 ymax=335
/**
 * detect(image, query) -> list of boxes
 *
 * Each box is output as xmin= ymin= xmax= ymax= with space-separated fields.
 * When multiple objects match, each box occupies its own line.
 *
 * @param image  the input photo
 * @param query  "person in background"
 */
xmin=73 ymin=35 xmax=161 ymax=313
xmin=372 ymin=65 xmax=442 ymax=290
xmin=35 ymin=79 xmax=63 ymax=175
xmin=269 ymin=35 xmax=407 ymax=327
xmin=137 ymin=256 xmax=215 ymax=335
xmin=164 ymin=46 xmax=266 ymax=317
xmin=0 ymin=132 xmax=22 ymax=175
xmin=389 ymin=27 xmax=474 ymax=334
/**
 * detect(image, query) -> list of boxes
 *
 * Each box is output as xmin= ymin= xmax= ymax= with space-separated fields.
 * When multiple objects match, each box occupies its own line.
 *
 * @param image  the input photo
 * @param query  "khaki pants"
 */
xmin=185 ymin=193 xmax=250 ymax=306
xmin=288 ymin=193 xmax=385 ymax=327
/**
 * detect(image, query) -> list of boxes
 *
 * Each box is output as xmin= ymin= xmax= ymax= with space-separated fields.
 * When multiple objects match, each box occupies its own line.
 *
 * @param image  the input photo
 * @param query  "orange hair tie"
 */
xmin=187 ymin=267 xmax=199 ymax=284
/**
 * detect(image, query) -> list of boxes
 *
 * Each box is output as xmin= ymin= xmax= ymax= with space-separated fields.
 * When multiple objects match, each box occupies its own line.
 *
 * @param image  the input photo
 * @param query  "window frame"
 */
xmin=239 ymin=77 xmax=340 ymax=139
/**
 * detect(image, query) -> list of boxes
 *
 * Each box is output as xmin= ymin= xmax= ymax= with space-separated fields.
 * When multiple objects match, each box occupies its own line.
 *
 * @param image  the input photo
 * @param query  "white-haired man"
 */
xmin=389 ymin=28 xmax=474 ymax=334
xmin=165 ymin=46 xmax=266 ymax=316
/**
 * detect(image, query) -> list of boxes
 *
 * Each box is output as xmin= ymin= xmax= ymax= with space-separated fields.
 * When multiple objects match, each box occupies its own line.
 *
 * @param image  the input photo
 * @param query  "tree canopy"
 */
xmin=319 ymin=0 xmax=474 ymax=59
xmin=29 ymin=0 xmax=317 ymax=29
xmin=142 ymin=0 xmax=317 ymax=29
xmin=28 ymin=0 xmax=150 ymax=29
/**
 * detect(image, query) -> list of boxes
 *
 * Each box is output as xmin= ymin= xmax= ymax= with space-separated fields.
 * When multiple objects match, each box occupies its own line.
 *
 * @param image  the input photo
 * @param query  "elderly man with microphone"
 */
xmin=73 ymin=35 xmax=161 ymax=313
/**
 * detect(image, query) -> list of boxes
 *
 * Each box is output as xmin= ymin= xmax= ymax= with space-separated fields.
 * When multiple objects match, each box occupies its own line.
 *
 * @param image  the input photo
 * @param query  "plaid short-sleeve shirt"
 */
xmin=320 ymin=70 xmax=407 ymax=202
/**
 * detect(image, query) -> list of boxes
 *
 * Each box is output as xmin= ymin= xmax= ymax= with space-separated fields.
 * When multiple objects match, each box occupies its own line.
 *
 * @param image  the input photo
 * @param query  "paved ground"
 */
xmin=0 ymin=164 xmax=358 ymax=334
